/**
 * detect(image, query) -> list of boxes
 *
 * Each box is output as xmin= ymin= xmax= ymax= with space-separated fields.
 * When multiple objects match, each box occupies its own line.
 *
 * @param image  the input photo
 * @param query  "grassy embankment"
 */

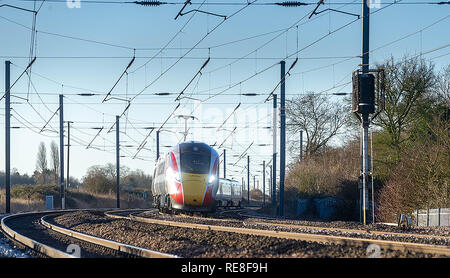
xmin=0 ymin=184 xmax=152 ymax=213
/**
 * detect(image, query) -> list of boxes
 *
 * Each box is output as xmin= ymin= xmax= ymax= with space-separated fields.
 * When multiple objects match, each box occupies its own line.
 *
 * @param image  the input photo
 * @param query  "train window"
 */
xmin=180 ymin=152 xmax=211 ymax=174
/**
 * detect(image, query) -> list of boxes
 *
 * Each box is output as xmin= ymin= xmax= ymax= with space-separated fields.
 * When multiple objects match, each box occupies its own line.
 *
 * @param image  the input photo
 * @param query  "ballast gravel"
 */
xmin=50 ymin=210 xmax=444 ymax=258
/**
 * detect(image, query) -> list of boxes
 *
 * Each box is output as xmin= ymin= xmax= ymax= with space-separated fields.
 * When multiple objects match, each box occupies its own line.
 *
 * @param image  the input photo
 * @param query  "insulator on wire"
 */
xmin=133 ymin=1 xmax=166 ymax=6
xmin=275 ymin=1 xmax=308 ymax=7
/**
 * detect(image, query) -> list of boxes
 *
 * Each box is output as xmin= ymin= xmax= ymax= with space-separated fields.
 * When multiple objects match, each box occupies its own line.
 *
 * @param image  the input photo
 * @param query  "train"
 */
xmin=151 ymin=141 xmax=220 ymax=213
xmin=215 ymin=178 xmax=243 ymax=208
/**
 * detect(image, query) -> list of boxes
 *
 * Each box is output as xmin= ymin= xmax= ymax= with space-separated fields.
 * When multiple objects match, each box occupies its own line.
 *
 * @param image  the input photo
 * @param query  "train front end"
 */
xmin=166 ymin=141 xmax=219 ymax=212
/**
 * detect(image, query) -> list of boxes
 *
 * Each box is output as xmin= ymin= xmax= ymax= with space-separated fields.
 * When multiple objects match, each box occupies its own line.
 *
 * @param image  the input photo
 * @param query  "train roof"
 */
xmin=155 ymin=141 xmax=218 ymax=164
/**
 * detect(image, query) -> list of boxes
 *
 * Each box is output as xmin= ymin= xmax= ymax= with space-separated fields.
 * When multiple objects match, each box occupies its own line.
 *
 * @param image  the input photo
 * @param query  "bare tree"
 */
xmin=50 ymin=140 xmax=59 ymax=185
xmin=372 ymin=57 xmax=436 ymax=160
xmin=36 ymin=142 xmax=48 ymax=184
xmin=434 ymin=64 xmax=450 ymax=107
xmin=286 ymin=92 xmax=350 ymax=157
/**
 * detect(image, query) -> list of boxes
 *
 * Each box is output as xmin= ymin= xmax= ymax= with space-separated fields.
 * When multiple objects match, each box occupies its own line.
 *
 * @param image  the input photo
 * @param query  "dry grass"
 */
xmin=0 ymin=187 xmax=151 ymax=213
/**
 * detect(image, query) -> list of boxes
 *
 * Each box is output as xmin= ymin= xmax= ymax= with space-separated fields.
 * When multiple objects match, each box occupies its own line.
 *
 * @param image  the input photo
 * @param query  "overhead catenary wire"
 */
xmin=175 ymin=57 xmax=210 ymax=101
xmin=130 ymin=0 xmax=209 ymax=74
xmin=127 ymin=0 xmax=259 ymax=106
xmin=14 ymin=0 xmax=450 ymax=5
xmin=102 ymin=56 xmax=136 ymax=103
xmin=4 ymin=0 xmax=448 ymax=178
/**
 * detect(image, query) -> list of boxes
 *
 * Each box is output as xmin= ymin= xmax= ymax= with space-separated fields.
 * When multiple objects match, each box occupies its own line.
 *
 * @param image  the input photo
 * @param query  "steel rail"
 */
xmin=1 ymin=209 xmax=177 ymax=258
xmin=249 ymin=220 xmax=450 ymax=241
xmin=234 ymin=210 xmax=450 ymax=242
xmin=1 ymin=211 xmax=78 ymax=258
xmin=40 ymin=212 xmax=177 ymax=258
xmin=105 ymin=209 xmax=450 ymax=256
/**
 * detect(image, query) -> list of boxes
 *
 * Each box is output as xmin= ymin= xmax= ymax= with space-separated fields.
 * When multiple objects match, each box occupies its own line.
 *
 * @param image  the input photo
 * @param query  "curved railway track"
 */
xmin=2 ymin=208 xmax=449 ymax=258
xmin=0 ymin=209 xmax=176 ymax=258
xmin=125 ymin=207 xmax=450 ymax=243
xmin=105 ymin=208 xmax=450 ymax=257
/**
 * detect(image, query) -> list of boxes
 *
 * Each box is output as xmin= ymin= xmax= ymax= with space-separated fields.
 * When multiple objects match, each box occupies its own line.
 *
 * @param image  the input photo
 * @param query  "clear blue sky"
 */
xmin=0 ymin=0 xmax=449 ymax=185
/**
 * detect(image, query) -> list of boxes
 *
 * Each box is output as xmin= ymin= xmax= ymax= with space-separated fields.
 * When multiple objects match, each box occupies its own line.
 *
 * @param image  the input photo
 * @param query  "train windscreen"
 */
xmin=180 ymin=143 xmax=211 ymax=174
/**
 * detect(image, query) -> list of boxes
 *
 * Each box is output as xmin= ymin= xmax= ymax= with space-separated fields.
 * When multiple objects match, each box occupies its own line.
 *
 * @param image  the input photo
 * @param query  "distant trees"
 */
xmin=36 ymin=142 xmax=47 ymax=176
xmin=371 ymin=57 xmax=449 ymax=221
xmin=121 ymin=169 xmax=153 ymax=189
xmin=82 ymin=165 xmax=116 ymax=194
xmin=50 ymin=141 xmax=59 ymax=185
xmin=377 ymin=114 xmax=450 ymax=221
xmin=34 ymin=142 xmax=50 ymax=184
xmin=33 ymin=141 xmax=60 ymax=185
xmin=82 ymin=164 xmax=152 ymax=194
xmin=0 ymin=170 xmax=34 ymax=187
xmin=283 ymin=56 xmax=449 ymax=222
xmin=372 ymin=57 xmax=436 ymax=162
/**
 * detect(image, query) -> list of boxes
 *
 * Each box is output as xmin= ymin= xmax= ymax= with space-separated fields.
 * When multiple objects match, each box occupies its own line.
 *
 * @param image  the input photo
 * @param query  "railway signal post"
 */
xmin=353 ymin=0 xmax=385 ymax=225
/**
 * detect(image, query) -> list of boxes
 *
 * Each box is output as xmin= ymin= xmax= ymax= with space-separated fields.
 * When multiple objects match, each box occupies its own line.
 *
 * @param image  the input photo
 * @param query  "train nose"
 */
xmin=181 ymin=173 xmax=208 ymax=206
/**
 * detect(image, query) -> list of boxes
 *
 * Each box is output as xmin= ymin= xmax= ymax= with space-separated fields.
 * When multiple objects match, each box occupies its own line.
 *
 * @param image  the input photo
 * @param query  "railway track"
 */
xmin=2 ymin=208 xmax=448 ymax=258
xmin=0 ymin=210 xmax=176 ymax=258
xmin=133 ymin=207 xmax=450 ymax=243
xmin=105 ymin=208 xmax=450 ymax=257
xmin=234 ymin=208 xmax=450 ymax=241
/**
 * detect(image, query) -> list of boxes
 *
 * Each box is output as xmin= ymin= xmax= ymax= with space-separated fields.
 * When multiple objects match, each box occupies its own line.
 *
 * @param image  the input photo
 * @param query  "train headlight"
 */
xmin=174 ymin=171 xmax=181 ymax=182
xmin=166 ymin=167 xmax=181 ymax=183
xmin=208 ymin=175 xmax=216 ymax=184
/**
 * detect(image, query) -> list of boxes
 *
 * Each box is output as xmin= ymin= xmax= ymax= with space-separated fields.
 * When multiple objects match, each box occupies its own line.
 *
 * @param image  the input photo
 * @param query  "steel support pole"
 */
xmin=272 ymin=94 xmax=277 ymax=207
xmin=263 ymin=160 xmax=265 ymax=205
xmin=5 ymin=61 xmax=11 ymax=213
xmin=362 ymin=114 xmax=369 ymax=225
xmin=66 ymin=121 xmax=71 ymax=192
xmin=116 ymin=115 xmax=120 ymax=208
xmin=279 ymin=61 xmax=286 ymax=217
xmin=269 ymin=165 xmax=272 ymax=202
xmin=59 ymin=94 xmax=65 ymax=209
xmin=371 ymin=130 xmax=375 ymax=224
xmin=360 ymin=0 xmax=370 ymax=225
xmin=223 ymin=149 xmax=226 ymax=179
xmin=362 ymin=0 xmax=370 ymax=74
xmin=247 ymin=155 xmax=250 ymax=205
xmin=156 ymin=130 xmax=160 ymax=160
